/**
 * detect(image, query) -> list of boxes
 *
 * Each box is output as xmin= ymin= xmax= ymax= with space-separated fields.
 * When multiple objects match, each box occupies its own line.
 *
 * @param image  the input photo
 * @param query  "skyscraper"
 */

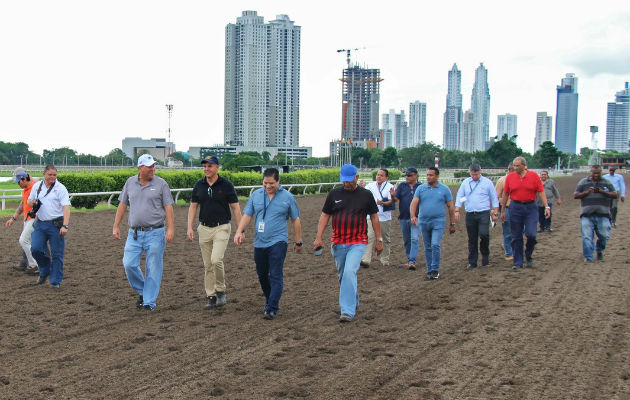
xmin=224 ymin=11 xmax=301 ymax=148
xmin=605 ymin=82 xmax=630 ymax=152
xmin=534 ymin=112 xmax=553 ymax=153
xmin=497 ymin=113 xmax=518 ymax=139
xmin=471 ymin=63 xmax=490 ymax=151
xmin=443 ymin=64 xmax=462 ymax=150
xmin=381 ymin=109 xmax=408 ymax=149
xmin=554 ymin=73 xmax=579 ymax=154
xmin=408 ymin=101 xmax=426 ymax=147
xmin=461 ymin=110 xmax=475 ymax=153
xmin=340 ymin=66 xmax=382 ymax=143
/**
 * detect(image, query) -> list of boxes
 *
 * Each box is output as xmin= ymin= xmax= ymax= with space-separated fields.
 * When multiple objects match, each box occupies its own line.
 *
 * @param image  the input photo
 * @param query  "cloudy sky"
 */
xmin=1 ymin=1 xmax=628 ymax=157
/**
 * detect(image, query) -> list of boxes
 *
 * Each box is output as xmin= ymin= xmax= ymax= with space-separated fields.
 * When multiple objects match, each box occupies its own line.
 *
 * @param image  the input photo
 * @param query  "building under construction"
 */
xmin=340 ymin=65 xmax=382 ymax=144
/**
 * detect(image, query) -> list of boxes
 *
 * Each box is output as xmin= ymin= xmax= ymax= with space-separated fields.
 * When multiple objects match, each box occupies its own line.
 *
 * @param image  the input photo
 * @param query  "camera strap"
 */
xmin=35 ymin=180 xmax=56 ymax=200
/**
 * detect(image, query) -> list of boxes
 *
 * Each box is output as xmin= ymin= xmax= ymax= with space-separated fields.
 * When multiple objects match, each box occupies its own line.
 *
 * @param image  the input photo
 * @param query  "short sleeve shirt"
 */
xmin=364 ymin=181 xmax=394 ymax=221
xmin=575 ymin=177 xmax=616 ymax=218
xmin=22 ymin=180 xmax=36 ymax=221
xmin=503 ymin=170 xmax=544 ymax=202
xmin=243 ymin=186 xmax=300 ymax=248
xmin=322 ymin=186 xmax=378 ymax=245
xmin=191 ymin=175 xmax=238 ymax=226
xmin=394 ymin=182 xmax=420 ymax=220
xmin=28 ymin=180 xmax=71 ymax=220
xmin=119 ymin=175 xmax=174 ymax=227
xmin=413 ymin=183 xmax=453 ymax=221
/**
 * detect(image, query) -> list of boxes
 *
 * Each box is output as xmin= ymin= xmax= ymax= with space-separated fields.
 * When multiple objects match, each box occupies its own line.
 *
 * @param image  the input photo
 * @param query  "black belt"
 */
xmin=512 ymin=200 xmax=534 ymax=204
xmin=131 ymin=224 xmax=164 ymax=240
xmin=467 ymin=210 xmax=490 ymax=214
xmin=200 ymin=220 xmax=229 ymax=228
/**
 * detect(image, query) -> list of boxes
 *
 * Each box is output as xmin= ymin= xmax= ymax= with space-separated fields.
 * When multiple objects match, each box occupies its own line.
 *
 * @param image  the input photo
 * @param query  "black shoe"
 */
xmin=12 ymin=265 xmax=26 ymax=272
xmin=466 ymin=263 xmax=477 ymax=269
xmin=24 ymin=266 xmax=39 ymax=275
xmin=136 ymin=295 xmax=144 ymax=309
xmin=597 ymin=252 xmax=603 ymax=261
xmin=36 ymin=275 xmax=48 ymax=285
xmin=206 ymin=296 xmax=217 ymax=310
xmin=263 ymin=310 xmax=276 ymax=320
xmin=482 ymin=257 xmax=489 ymax=266
xmin=512 ymin=265 xmax=523 ymax=270
xmin=50 ymin=283 xmax=60 ymax=289
xmin=216 ymin=292 xmax=227 ymax=307
xmin=526 ymin=258 xmax=534 ymax=268
xmin=142 ymin=305 xmax=156 ymax=311
xmin=547 ymin=228 xmax=553 ymax=232
xmin=360 ymin=261 xmax=370 ymax=268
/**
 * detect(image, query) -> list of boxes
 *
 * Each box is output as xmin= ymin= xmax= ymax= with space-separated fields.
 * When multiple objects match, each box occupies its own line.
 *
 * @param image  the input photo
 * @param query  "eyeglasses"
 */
xmin=207 ymin=186 xmax=213 ymax=199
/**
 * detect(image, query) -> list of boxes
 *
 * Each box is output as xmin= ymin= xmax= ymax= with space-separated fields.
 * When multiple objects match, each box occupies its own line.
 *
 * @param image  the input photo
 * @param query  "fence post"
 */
xmin=2 ymin=191 xmax=4 ymax=210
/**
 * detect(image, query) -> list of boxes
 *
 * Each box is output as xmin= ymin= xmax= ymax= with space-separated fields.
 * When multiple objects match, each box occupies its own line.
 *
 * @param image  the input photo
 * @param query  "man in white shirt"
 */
xmin=361 ymin=169 xmax=394 ymax=267
xmin=602 ymin=166 xmax=626 ymax=227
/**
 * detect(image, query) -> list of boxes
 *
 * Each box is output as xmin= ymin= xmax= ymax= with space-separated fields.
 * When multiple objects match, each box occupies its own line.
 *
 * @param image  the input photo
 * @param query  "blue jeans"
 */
xmin=508 ymin=202 xmax=538 ymax=266
xmin=254 ymin=241 xmax=288 ymax=313
xmin=420 ymin=219 xmax=445 ymax=272
xmin=400 ymin=219 xmax=421 ymax=264
xmin=332 ymin=243 xmax=367 ymax=318
xmin=123 ymin=227 xmax=166 ymax=308
xmin=31 ymin=220 xmax=66 ymax=285
xmin=501 ymin=206 xmax=512 ymax=257
xmin=580 ymin=216 xmax=611 ymax=260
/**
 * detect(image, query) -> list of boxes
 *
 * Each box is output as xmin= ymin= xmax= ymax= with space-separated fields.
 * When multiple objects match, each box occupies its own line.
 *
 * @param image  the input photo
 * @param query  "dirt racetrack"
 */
xmin=0 ymin=173 xmax=628 ymax=399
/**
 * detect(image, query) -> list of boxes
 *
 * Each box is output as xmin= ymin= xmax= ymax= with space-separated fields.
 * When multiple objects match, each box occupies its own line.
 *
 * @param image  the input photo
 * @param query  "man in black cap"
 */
xmin=393 ymin=167 xmax=422 ymax=269
xmin=187 ymin=155 xmax=242 ymax=310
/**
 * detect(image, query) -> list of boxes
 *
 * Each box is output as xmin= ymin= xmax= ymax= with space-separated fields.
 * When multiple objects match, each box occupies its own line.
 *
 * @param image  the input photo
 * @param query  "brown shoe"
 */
xmin=24 ymin=266 xmax=39 ymax=275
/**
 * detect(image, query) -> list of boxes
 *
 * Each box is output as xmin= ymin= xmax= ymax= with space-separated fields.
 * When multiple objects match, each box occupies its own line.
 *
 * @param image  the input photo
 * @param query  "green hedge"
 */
xmin=57 ymin=168 xmax=343 ymax=208
xmin=453 ymin=170 xmax=506 ymax=178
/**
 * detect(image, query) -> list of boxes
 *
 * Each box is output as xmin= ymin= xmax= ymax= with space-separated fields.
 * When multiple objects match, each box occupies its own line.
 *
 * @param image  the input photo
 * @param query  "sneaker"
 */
xmin=547 ymin=228 xmax=553 ymax=232
xmin=339 ymin=314 xmax=353 ymax=323
xmin=24 ymin=266 xmax=39 ymax=275
xmin=466 ymin=264 xmax=477 ymax=269
xmin=381 ymin=261 xmax=390 ymax=267
xmin=504 ymin=255 xmax=514 ymax=261
xmin=136 ymin=295 xmax=144 ymax=309
xmin=526 ymin=258 xmax=534 ymax=268
xmin=36 ymin=275 xmax=48 ymax=285
xmin=12 ymin=265 xmax=26 ymax=272
xmin=263 ymin=310 xmax=276 ymax=320
xmin=407 ymin=263 xmax=417 ymax=271
xmin=216 ymin=292 xmax=227 ymax=307
xmin=50 ymin=283 xmax=60 ymax=289
xmin=512 ymin=265 xmax=523 ymax=270
xmin=584 ymin=258 xmax=593 ymax=263
xmin=597 ymin=252 xmax=603 ymax=261
xmin=429 ymin=270 xmax=440 ymax=280
xmin=206 ymin=296 xmax=217 ymax=310
xmin=142 ymin=305 xmax=156 ymax=311
xmin=425 ymin=272 xmax=433 ymax=280
xmin=360 ymin=261 xmax=370 ymax=268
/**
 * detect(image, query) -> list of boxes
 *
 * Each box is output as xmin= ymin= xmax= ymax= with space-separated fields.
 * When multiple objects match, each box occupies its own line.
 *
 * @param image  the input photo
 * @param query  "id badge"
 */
xmin=258 ymin=221 xmax=265 ymax=233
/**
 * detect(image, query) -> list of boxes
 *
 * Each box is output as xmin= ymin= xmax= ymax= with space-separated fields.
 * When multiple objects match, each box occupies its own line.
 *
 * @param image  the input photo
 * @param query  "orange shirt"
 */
xmin=22 ymin=180 xmax=36 ymax=221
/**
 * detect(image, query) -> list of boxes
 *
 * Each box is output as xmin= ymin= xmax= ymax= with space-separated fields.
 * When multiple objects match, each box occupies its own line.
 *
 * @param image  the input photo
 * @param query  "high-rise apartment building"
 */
xmin=554 ymin=73 xmax=579 ymax=154
xmin=461 ymin=110 xmax=475 ymax=153
xmin=409 ymin=101 xmax=426 ymax=147
xmin=224 ymin=11 xmax=300 ymax=148
xmin=605 ymin=82 xmax=630 ymax=152
xmin=497 ymin=113 xmax=518 ymax=139
xmin=443 ymin=64 xmax=462 ymax=150
xmin=534 ymin=112 xmax=553 ymax=153
xmin=340 ymin=66 xmax=382 ymax=143
xmin=381 ymin=109 xmax=408 ymax=149
xmin=471 ymin=63 xmax=491 ymax=151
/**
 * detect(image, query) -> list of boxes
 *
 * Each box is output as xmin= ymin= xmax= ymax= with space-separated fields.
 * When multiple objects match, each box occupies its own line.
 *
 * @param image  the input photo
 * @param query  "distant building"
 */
xmin=443 ymin=63 xmax=463 ymax=151
xmin=122 ymin=137 xmax=175 ymax=161
xmin=471 ymin=63 xmax=491 ymax=151
xmin=555 ymin=73 xmax=579 ymax=154
xmin=340 ymin=66 xmax=382 ymax=143
xmin=605 ymin=82 xmax=630 ymax=152
xmin=409 ymin=101 xmax=427 ymax=147
xmin=461 ymin=110 xmax=475 ymax=153
xmin=534 ymin=112 xmax=553 ymax=153
xmin=497 ymin=113 xmax=518 ymax=139
xmin=382 ymin=109 xmax=408 ymax=149
xmin=195 ymin=145 xmax=311 ymax=160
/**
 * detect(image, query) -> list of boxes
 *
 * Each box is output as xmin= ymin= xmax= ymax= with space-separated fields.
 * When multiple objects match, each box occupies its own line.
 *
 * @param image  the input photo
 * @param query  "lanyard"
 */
xmin=36 ymin=180 xmax=55 ymax=200
xmin=377 ymin=181 xmax=389 ymax=200
xmin=262 ymin=192 xmax=275 ymax=220
xmin=468 ymin=179 xmax=481 ymax=197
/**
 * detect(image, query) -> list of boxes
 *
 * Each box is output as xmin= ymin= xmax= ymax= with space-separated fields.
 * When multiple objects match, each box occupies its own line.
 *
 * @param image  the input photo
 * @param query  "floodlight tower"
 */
xmin=589 ymin=126 xmax=599 ymax=165
xmin=165 ymin=104 xmax=174 ymax=160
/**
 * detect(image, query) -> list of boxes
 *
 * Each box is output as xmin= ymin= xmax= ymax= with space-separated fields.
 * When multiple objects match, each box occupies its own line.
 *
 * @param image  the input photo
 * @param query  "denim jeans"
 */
xmin=400 ymin=219 xmax=421 ymax=264
xmin=332 ymin=243 xmax=367 ymax=318
xmin=580 ymin=216 xmax=611 ymax=261
xmin=508 ymin=202 xmax=538 ymax=266
xmin=501 ymin=206 xmax=512 ymax=257
xmin=31 ymin=220 xmax=66 ymax=285
xmin=420 ymin=219 xmax=445 ymax=272
xmin=254 ymin=241 xmax=288 ymax=313
xmin=538 ymin=202 xmax=552 ymax=230
xmin=123 ymin=227 xmax=166 ymax=308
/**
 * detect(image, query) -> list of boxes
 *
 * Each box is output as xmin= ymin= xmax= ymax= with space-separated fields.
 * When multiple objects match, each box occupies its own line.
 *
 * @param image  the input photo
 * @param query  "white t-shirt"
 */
xmin=365 ymin=181 xmax=394 ymax=221
xmin=27 ymin=180 xmax=71 ymax=220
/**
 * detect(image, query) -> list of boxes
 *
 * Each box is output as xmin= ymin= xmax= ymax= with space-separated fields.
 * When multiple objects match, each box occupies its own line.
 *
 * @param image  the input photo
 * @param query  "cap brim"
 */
xmin=340 ymin=176 xmax=355 ymax=182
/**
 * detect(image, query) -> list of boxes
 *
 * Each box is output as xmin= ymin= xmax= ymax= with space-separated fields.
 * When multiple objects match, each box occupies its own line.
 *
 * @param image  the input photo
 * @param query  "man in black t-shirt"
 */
xmin=187 ymin=156 xmax=242 ymax=309
xmin=314 ymin=164 xmax=382 ymax=323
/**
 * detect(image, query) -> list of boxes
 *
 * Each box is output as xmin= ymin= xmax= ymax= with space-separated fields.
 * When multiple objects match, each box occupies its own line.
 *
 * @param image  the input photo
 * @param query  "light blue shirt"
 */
xmin=27 ymin=180 xmax=70 ymax=220
xmin=455 ymin=175 xmax=499 ymax=212
xmin=414 ymin=182 xmax=453 ymax=221
xmin=243 ymin=185 xmax=300 ymax=248
xmin=602 ymin=173 xmax=626 ymax=196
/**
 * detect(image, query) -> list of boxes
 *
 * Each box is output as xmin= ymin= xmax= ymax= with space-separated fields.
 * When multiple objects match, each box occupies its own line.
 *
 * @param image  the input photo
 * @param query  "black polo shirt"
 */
xmin=191 ymin=175 xmax=239 ymax=226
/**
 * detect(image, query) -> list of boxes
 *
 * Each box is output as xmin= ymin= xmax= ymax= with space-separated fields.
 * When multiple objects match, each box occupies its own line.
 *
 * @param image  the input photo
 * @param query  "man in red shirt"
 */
xmin=500 ymin=157 xmax=550 ymax=269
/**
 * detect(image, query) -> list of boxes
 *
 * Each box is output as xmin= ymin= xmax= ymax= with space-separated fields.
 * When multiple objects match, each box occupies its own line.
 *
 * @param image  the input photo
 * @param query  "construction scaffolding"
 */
xmin=329 ymin=139 xmax=353 ymax=168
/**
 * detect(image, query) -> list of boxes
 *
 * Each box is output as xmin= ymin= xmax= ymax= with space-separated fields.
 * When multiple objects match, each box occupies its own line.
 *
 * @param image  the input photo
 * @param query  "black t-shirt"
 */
xmin=322 ymin=186 xmax=378 ymax=245
xmin=191 ymin=175 xmax=238 ymax=225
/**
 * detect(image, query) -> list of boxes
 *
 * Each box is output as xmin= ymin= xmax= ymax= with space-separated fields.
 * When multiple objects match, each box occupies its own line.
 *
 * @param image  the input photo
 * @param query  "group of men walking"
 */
xmin=5 ymin=156 xmax=625 ymax=323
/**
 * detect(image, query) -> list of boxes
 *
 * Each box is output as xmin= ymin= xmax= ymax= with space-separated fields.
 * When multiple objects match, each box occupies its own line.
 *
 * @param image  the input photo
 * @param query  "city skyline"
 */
xmin=0 ymin=1 xmax=628 ymax=157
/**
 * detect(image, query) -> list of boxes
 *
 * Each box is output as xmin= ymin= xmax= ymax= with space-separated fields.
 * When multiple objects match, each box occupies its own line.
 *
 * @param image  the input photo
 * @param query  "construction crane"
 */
xmin=337 ymin=48 xmax=361 ymax=69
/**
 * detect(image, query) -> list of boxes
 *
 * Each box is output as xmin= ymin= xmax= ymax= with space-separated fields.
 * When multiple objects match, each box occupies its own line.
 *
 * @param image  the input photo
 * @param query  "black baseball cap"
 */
xmin=201 ymin=155 xmax=219 ymax=165
xmin=405 ymin=167 xmax=418 ymax=175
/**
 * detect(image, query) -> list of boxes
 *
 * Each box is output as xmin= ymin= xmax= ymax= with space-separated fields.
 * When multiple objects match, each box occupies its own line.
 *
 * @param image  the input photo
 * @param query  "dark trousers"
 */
xmin=465 ymin=210 xmax=490 ymax=265
xmin=538 ymin=202 xmax=552 ymax=230
xmin=254 ymin=241 xmax=288 ymax=314
xmin=509 ymin=202 xmax=538 ymax=266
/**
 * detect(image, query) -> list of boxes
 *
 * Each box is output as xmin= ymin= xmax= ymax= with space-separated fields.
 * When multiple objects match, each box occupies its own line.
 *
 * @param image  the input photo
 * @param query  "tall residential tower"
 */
xmin=443 ymin=64 xmax=462 ymax=150
xmin=340 ymin=66 xmax=382 ymax=143
xmin=534 ymin=112 xmax=553 ymax=153
xmin=409 ymin=101 xmax=427 ymax=147
xmin=605 ymin=82 xmax=630 ymax=152
xmin=554 ymin=73 xmax=579 ymax=154
xmin=471 ymin=63 xmax=491 ymax=151
xmin=497 ymin=113 xmax=518 ymax=139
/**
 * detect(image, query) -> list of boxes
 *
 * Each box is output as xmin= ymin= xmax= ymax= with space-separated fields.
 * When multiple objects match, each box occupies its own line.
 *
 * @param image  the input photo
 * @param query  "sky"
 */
xmin=1 ymin=1 xmax=628 ymax=158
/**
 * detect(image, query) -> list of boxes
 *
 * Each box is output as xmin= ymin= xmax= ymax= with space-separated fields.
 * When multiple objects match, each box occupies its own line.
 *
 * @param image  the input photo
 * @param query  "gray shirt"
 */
xmin=119 ymin=175 xmax=174 ymax=227
xmin=575 ymin=177 xmax=615 ymax=218
xmin=536 ymin=179 xmax=561 ymax=207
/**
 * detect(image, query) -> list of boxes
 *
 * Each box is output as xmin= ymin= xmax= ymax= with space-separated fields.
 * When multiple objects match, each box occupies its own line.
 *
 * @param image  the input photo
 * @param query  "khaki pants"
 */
xmin=361 ymin=219 xmax=391 ymax=265
xmin=197 ymin=223 xmax=231 ymax=297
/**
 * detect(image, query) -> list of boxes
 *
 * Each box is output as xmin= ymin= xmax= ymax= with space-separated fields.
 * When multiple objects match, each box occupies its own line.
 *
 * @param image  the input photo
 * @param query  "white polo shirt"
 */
xmin=365 ymin=181 xmax=394 ymax=222
xmin=27 ymin=180 xmax=70 ymax=220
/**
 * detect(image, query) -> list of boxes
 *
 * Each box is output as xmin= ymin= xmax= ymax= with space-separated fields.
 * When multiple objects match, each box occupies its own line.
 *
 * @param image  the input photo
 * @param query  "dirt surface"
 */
xmin=0 ymin=174 xmax=628 ymax=399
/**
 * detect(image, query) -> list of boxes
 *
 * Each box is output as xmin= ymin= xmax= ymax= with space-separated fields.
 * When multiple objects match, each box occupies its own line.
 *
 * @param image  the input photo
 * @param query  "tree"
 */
xmin=485 ymin=135 xmax=522 ymax=168
xmin=532 ymin=141 xmax=562 ymax=169
xmin=381 ymin=147 xmax=398 ymax=167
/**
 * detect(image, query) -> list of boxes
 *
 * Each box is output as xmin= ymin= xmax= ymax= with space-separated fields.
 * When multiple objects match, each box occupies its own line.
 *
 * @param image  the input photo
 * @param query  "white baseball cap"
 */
xmin=137 ymin=154 xmax=158 ymax=167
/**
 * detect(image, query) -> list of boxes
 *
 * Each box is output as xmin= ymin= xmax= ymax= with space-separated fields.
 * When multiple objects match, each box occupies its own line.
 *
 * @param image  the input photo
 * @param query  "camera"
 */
xmin=27 ymin=199 xmax=42 ymax=219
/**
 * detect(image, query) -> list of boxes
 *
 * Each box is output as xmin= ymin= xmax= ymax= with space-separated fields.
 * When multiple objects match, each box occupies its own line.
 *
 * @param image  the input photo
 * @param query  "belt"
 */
xmin=466 ymin=210 xmax=490 ymax=214
xmin=39 ymin=217 xmax=63 ymax=223
xmin=200 ymin=220 xmax=229 ymax=228
xmin=131 ymin=224 xmax=164 ymax=240
xmin=512 ymin=200 xmax=534 ymax=204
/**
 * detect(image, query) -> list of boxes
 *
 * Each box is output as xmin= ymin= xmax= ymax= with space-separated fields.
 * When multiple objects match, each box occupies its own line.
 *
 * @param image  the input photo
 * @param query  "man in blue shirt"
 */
xmin=454 ymin=164 xmax=499 ymax=268
xmin=602 ymin=166 xmax=626 ymax=227
xmin=409 ymin=167 xmax=456 ymax=279
xmin=234 ymin=168 xmax=302 ymax=320
xmin=393 ymin=167 xmax=421 ymax=270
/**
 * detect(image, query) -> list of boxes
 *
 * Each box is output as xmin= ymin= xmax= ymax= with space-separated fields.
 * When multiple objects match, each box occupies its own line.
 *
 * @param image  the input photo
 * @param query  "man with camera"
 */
xmin=27 ymin=165 xmax=71 ymax=289
xmin=574 ymin=165 xmax=617 ymax=262
xmin=360 ymin=169 xmax=394 ymax=267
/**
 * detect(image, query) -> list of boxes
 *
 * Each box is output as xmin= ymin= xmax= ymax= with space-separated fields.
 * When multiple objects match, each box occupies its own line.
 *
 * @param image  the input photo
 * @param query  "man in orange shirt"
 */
xmin=5 ymin=168 xmax=40 ymax=275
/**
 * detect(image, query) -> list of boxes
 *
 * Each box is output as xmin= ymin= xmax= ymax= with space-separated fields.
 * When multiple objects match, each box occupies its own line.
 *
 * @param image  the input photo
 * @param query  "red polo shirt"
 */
xmin=503 ymin=170 xmax=543 ymax=202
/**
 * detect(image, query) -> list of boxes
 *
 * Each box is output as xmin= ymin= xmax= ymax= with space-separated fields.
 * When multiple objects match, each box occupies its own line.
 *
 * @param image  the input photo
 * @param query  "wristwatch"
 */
xmin=450 ymin=223 xmax=456 ymax=226
xmin=545 ymin=206 xmax=550 ymax=209
xmin=62 ymin=224 xmax=69 ymax=229
xmin=295 ymin=241 xmax=303 ymax=247
xmin=376 ymin=237 xmax=384 ymax=242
